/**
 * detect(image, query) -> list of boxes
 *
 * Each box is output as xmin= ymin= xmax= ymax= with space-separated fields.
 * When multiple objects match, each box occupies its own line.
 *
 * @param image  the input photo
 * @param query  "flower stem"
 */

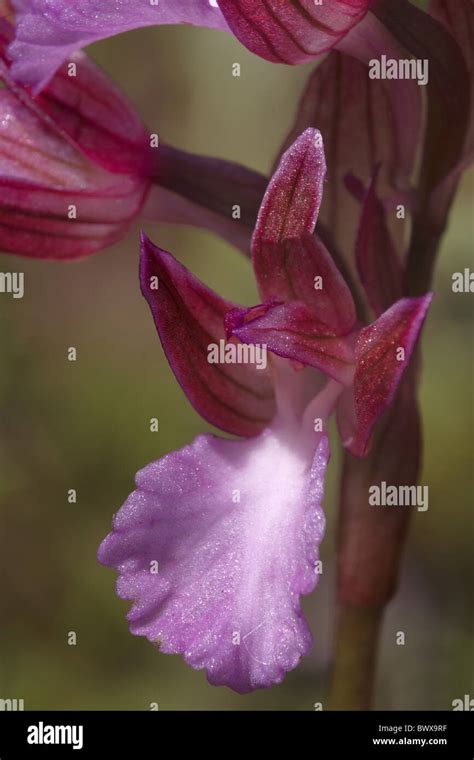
xmin=329 ymin=603 xmax=383 ymax=710
xmin=329 ymin=378 xmax=419 ymax=710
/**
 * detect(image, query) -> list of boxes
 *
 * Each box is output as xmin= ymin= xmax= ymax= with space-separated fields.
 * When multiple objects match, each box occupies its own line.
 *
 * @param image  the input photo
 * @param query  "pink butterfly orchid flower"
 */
xmin=98 ymin=129 xmax=431 ymax=693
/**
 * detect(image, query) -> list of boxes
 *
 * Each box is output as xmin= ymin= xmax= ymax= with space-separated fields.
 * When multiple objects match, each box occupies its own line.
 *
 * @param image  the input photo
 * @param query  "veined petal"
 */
xmin=353 ymin=169 xmax=403 ymax=316
xmin=218 ymin=0 xmax=371 ymax=64
xmin=340 ymin=294 xmax=432 ymax=456
xmin=277 ymin=49 xmax=419 ymax=255
xmin=253 ymin=129 xmax=336 ymax=311
xmin=2 ymin=13 xmax=267 ymax=257
xmin=253 ymin=128 xmax=326 ymax=264
xmin=140 ymin=234 xmax=276 ymax=438
xmin=98 ymin=426 xmax=330 ymax=693
xmin=0 ymin=91 xmax=147 ymax=258
xmin=228 ymin=300 xmax=355 ymax=386
xmin=9 ymin=0 xmax=230 ymax=92
xmin=0 ymin=18 xmax=149 ymax=175
xmin=0 ymin=206 xmax=130 ymax=259
xmin=253 ymin=234 xmax=356 ymax=335
xmin=34 ymin=51 xmax=150 ymax=175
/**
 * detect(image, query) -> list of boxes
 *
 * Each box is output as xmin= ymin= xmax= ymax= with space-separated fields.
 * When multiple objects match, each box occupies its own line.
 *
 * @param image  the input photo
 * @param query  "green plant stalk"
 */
xmin=329 ymin=604 xmax=384 ymax=710
xmin=328 ymin=376 xmax=420 ymax=710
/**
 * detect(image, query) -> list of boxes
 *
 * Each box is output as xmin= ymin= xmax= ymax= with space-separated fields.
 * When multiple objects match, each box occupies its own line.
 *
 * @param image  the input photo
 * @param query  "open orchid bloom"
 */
xmin=7 ymin=0 xmax=373 ymax=92
xmin=98 ymin=129 xmax=431 ymax=692
xmin=0 ymin=19 xmax=267 ymax=259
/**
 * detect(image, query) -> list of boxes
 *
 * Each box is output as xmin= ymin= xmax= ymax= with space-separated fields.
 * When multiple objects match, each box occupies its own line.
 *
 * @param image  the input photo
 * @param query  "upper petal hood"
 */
xmin=98 ymin=426 xmax=330 ymax=693
xmin=9 ymin=0 xmax=230 ymax=92
xmin=251 ymin=128 xmax=356 ymax=330
xmin=252 ymin=128 xmax=326 ymax=268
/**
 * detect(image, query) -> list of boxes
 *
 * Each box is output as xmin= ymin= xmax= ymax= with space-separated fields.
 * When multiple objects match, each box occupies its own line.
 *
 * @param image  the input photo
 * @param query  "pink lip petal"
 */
xmin=98 ymin=428 xmax=330 ymax=693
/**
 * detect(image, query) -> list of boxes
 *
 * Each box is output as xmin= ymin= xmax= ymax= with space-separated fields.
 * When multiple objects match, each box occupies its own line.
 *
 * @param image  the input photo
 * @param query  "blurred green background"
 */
xmin=0 ymin=21 xmax=472 ymax=710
